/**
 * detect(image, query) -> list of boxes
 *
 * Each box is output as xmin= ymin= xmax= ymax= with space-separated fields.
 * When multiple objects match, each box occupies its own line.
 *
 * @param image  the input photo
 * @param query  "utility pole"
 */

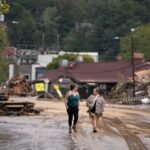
xmin=42 ymin=24 xmax=45 ymax=48
xmin=130 ymin=28 xmax=135 ymax=97
xmin=57 ymin=34 xmax=60 ymax=53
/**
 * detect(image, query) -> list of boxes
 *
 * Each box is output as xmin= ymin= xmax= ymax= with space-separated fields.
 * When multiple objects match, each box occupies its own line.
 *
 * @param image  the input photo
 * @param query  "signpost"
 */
xmin=35 ymin=83 xmax=45 ymax=92
xmin=53 ymin=84 xmax=63 ymax=98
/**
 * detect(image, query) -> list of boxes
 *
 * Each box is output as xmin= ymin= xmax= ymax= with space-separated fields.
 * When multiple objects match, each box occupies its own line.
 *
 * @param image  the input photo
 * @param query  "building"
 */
xmin=59 ymin=51 xmax=99 ymax=62
xmin=37 ymin=54 xmax=58 ymax=67
xmin=39 ymin=60 xmax=150 ymax=97
xmin=9 ymin=49 xmax=99 ymax=81
xmin=9 ymin=48 xmax=46 ymax=81
xmin=37 ymin=51 xmax=99 ymax=67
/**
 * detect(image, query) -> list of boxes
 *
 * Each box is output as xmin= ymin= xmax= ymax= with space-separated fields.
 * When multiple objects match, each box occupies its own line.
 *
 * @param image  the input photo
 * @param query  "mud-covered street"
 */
xmin=0 ymin=97 xmax=150 ymax=150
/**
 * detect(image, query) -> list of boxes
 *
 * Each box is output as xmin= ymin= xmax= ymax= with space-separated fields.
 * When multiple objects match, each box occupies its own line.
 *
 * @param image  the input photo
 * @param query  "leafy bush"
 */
xmin=47 ymin=53 xmax=94 ymax=70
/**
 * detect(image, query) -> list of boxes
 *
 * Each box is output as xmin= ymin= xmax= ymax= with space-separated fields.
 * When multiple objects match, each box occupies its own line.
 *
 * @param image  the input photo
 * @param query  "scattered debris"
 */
xmin=0 ymin=84 xmax=9 ymax=101
xmin=141 ymin=98 xmax=150 ymax=104
xmin=6 ymin=74 xmax=32 ymax=96
xmin=0 ymin=101 xmax=40 ymax=116
xmin=109 ymin=69 xmax=150 ymax=104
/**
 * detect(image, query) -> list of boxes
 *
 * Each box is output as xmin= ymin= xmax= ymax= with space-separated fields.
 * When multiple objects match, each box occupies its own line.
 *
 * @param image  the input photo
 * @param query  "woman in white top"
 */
xmin=86 ymin=87 xmax=105 ymax=132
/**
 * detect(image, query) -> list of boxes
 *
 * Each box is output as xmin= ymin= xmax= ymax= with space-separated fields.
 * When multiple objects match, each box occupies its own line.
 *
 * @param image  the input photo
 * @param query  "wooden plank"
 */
xmin=5 ymin=105 xmax=24 ymax=108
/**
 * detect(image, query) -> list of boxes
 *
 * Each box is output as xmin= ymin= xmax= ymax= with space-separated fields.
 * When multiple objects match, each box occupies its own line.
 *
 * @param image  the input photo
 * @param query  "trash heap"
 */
xmin=0 ymin=75 xmax=40 ymax=116
xmin=0 ymin=84 xmax=9 ymax=101
xmin=0 ymin=101 xmax=40 ymax=116
xmin=109 ymin=70 xmax=150 ymax=104
xmin=6 ymin=75 xmax=32 ymax=96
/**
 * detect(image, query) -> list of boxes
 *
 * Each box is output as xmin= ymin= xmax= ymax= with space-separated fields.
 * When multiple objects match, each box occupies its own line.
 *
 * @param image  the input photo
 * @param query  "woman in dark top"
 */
xmin=65 ymin=84 xmax=80 ymax=133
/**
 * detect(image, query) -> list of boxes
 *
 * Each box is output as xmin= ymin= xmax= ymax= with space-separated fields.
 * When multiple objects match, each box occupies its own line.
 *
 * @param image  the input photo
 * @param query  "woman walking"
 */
xmin=86 ymin=87 xmax=105 ymax=132
xmin=65 ymin=84 xmax=80 ymax=133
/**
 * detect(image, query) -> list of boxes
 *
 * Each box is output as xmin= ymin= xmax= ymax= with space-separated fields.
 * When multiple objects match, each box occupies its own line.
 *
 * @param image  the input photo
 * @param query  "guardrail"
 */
xmin=122 ymin=96 xmax=149 ymax=104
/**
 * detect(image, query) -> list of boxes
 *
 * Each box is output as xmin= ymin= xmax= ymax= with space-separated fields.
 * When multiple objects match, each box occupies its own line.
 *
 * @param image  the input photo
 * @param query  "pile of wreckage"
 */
xmin=109 ymin=69 xmax=150 ymax=104
xmin=6 ymin=75 xmax=32 ymax=96
xmin=0 ymin=75 xmax=39 ymax=116
xmin=0 ymin=101 xmax=39 ymax=116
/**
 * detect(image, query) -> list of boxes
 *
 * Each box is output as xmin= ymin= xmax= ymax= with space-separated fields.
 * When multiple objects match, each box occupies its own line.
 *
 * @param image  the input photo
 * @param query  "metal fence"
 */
xmin=122 ymin=96 xmax=149 ymax=104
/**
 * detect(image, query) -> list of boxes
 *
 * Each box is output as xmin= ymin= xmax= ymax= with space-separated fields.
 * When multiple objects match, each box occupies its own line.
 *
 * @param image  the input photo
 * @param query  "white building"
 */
xmin=9 ymin=51 xmax=99 ymax=81
xmin=59 ymin=51 xmax=99 ymax=62
xmin=37 ymin=51 xmax=99 ymax=67
xmin=37 ymin=54 xmax=58 ymax=67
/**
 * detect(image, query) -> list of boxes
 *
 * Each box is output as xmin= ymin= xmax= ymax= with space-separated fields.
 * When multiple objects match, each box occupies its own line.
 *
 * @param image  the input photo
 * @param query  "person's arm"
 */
xmin=65 ymin=91 xmax=70 ymax=110
xmin=101 ymin=96 xmax=105 ymax=112
xmin=77 ymin=92 xmax=80 ymax=109
xmin=86 ymin=95 xmax=92 ymax=107
xmin=86 ymin=96 xmax=89 ymax=107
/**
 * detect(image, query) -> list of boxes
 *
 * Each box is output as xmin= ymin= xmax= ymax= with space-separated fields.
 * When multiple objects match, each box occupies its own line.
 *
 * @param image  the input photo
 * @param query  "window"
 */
xmin=24 ymin=74 xmax=30 ymax=80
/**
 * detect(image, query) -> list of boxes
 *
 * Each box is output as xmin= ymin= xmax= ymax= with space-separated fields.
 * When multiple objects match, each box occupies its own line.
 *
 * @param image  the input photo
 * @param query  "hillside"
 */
xmin=3 ymin=0 xmax=150 ymax=60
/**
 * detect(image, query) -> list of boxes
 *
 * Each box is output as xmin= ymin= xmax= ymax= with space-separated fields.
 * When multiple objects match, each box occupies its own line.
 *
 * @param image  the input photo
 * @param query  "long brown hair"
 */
xmin=70 ymin=84 xmax=77 ymax=90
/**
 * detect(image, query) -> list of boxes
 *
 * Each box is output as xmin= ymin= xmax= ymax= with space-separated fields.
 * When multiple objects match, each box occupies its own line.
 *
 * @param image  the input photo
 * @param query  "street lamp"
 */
xmin=12 ymin=21 xmax=19 ymax=24
xmin=113 ymin=36 xmax=120 ymax=40
xmin=113 ymin=36 xmax=120 ymax=50
xmin=113 ymin=36 xmax=120 ymax=60
xmin=130 ymin=28 xmax=135 ymax=97
xmin=41 ymin=24 xmax=45 ymax=48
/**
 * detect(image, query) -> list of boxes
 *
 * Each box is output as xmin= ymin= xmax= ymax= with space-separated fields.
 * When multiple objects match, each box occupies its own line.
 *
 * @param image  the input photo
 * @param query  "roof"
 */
xmin=116 ymin=52 xmax=144 ymax=61
xmin=2 ymin=47 xmax=16 ymax=57
xmin=134 ymin=52 xmax=144 ymax=59
xmin=39 ymin=61 xmax=150 ymax=83
xmin=68 ymin=62 xmax=132 ymax=83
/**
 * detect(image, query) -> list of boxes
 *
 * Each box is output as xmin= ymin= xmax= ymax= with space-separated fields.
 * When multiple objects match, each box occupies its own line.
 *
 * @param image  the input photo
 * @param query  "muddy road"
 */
xmin=0 ymin=97 xmax=150 ymax=150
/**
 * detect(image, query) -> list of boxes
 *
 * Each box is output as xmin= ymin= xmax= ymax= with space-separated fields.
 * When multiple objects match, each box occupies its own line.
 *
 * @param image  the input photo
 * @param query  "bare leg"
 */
xmin=96 ymin=117 xmax=100 ymax=131
xmin=91 ymin=117 xmax=97 ymax=132
xmin=96 ymin=117 xmax=99 ymax=127
xmin=93 ymin=117 xmax=97 ymax=128
xmin=91 ymin=117 xmax=96 ymax=127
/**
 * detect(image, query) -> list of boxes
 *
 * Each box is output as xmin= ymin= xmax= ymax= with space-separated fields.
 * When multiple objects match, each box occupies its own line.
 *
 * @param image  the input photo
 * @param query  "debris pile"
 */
xmin=6 ymin=75 xmax=32 ymax=96
xmin=109 ymin=69 xmax=150 ymax=104
xmin=0 ymin=101 xmax=40 ymax=116
xmin=0 ymin=75 xmax=41 ymax=116
xmin=0 ymin=84 xmax=9 ymax=101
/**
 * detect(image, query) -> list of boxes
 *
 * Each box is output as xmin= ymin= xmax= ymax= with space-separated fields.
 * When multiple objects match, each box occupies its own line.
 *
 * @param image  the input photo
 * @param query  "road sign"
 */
xmin=35 ymin=83 xmax=45 ymax=92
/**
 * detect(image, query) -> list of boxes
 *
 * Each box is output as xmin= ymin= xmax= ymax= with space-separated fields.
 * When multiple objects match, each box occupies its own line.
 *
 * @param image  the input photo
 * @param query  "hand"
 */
xmin=66 ymin=105 xmax=68 ymax=111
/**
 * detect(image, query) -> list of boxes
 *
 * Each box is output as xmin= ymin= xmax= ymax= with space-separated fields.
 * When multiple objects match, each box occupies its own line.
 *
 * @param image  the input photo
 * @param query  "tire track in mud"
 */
xmin=70 ymin=116 xmax=100 ymax=150
xmin=31 ymin=117 xmax=49 ymax=150
xmin=104 ymin=117 xmax=148 ymax=150
xmin=72 ymin=115 xmax=148 ymax=150
xmin=71 ymin=117 xmax=116 ymax=150
xmin=71 ymin=126 xmax=96 ymax=150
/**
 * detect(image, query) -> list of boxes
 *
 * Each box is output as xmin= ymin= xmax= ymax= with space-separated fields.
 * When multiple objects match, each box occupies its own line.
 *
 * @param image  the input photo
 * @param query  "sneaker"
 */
xmin=69 ymin=127 xmax=72 ymax=133
xmin=72 ymin=125 xmax=77 ymax=132
xmin=93 ymin=128 xmax=97 ymax=133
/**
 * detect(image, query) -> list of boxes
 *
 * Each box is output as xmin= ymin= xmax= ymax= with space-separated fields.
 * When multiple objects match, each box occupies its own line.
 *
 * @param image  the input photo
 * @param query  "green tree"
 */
xmin=42 ymin=6 xmax=58 ymax=48
xmin=5 ymin=0 xmax=150 ymax=60
xmin=0 ymin=25 xmax=9 ymax=49
xmin=47 ymin=53 xmax=94 ymax=70
xmin=7 ymin=9 xmax=36 ymax=46
xmin=0 ymin=57 xmax=9 ymax=82
xmin=120 ymin=24 xmax=150 ymax=60
xmin=0 ymin=25 xmax=9 ymax=82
